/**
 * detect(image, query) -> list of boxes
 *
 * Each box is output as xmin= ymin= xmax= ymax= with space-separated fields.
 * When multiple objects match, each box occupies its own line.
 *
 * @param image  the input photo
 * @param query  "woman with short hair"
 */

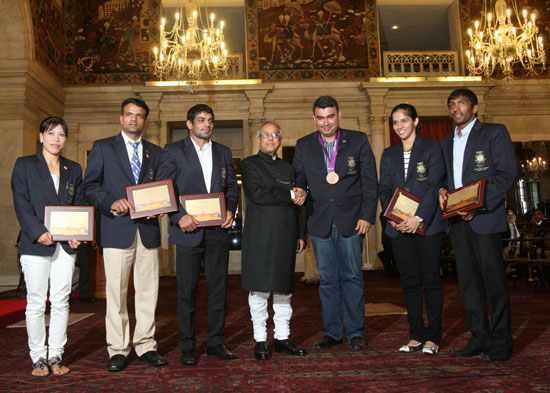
xmin=11 ymin=116 xmax=84 ymax=376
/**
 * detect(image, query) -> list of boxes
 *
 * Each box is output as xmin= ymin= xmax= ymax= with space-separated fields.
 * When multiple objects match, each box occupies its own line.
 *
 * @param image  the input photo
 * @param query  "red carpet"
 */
xmin=0 ymin=273 xmax=549 ymax=392
xmin=0 ymin=298 xmax=26 ymax=327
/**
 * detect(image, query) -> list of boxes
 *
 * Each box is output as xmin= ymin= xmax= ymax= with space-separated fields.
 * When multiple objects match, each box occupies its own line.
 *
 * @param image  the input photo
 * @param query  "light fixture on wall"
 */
xmin=522 ymin=156 xmax=547 ymax=179
xmin=465 ymin=0 xmax=546 ymax=79
xmin=151 ymin=1 xmax=228 ymax=80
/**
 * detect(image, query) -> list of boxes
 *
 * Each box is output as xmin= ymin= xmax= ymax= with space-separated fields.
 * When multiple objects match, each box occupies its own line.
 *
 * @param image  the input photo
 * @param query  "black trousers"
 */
xmin=391 ymin=233 xmax=443 ymax=344
xmin=449 ymin=221 xmax=512 ymax=355
xmin=77 ymin=243 xmax=94 ymax=300
xmin=176 ymin=230 xmax=230 ymax=352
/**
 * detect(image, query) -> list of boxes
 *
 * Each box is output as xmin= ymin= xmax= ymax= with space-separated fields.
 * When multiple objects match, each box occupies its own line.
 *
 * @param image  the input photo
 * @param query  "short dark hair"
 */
xmin=40 ymin=116 xmax=69 ymax=137
xmin=390 ymin=103 xmax=418 ymax=121
xmin=121 ymin=97 xmax=150 ymax=118
xmin=447 ymin=88 xmax=478 ymax=106
xmin=187 ymin=104 xmax=215 ymax=122
xmin=313 ymin=96 xmax=339 ymax=113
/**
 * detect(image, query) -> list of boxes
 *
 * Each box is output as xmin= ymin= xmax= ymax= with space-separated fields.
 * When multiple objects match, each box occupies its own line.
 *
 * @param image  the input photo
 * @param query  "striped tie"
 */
xmin=130 ymin=141 xmax=141 ymax=184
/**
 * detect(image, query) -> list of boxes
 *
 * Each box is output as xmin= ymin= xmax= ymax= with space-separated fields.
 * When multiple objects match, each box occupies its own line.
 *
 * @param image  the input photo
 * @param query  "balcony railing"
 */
xmin=383 ymin=51 xmax=460 ymax=77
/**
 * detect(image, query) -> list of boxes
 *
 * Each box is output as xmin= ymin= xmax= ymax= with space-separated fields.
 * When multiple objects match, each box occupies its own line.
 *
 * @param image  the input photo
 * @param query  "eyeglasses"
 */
xmin=259 ymin=133 xmax=281 ymax=140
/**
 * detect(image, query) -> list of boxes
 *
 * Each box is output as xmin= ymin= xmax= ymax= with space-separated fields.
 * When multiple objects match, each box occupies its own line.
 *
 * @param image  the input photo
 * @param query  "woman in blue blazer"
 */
xmin=379 ymin=104 xmax=446 ymax=355
xmin=11 ymin=117 xmax=83 ymax=376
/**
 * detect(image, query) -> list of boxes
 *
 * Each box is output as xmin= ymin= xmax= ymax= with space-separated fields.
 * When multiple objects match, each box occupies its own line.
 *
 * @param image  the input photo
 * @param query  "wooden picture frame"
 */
xmin=443 ymin=179 xmax=487 ymax=219
xmin=126 ymin=179 xmax=178 ymax=219
xmin=180 ymin=192 xmax=226 ymax=227
xmin=383 ymin=187 xmax=426 ymax=235
xmin=45 ymin=205 xmax=95 ymax=241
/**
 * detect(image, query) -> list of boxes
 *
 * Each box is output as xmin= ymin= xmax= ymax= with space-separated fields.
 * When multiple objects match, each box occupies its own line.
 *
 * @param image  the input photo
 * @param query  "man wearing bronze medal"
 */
xmin=293 ymin=96 xmax=378 ymax=351
xmin=439 ymin=88 xmax=517 ymax=361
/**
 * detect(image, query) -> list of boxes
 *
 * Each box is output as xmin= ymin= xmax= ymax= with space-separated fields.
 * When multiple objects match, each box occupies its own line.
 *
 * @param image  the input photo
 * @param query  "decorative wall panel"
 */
xmin=30 ymin=0 xmax=65 ymax=79
xmin=246 ymin=0 xmax=380 ymax=80
xmin=64 ymin=0 xmax=160 ymax=85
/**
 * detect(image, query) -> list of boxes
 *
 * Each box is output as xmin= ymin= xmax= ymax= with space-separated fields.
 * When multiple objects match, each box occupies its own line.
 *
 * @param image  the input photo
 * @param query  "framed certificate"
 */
xmin=383 ymin=187 xmax=426 ymax=235
xmin=443 ymin=179 xmax=487 ymax=219
xmin=126 ymin=179 xmax=178 ymax=219
xmin=45 ymin=206 xmax=95 ymax=241
xmin=180 ymin=192 xmax=226 ymax=227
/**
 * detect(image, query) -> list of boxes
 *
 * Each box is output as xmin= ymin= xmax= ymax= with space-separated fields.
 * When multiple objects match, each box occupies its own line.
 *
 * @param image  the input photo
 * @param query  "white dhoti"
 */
xmin=248 ymin=291 xmax=293 ymax=342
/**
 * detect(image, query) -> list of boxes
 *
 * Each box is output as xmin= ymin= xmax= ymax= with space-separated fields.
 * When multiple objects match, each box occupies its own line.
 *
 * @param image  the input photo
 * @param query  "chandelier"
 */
xmin=465 ymin=0 xmax=546 ymax=79
xmin=151 ymin=3 xmax=229 ymax=81
xmin=523 ymin=156 xmax=548 ymax=179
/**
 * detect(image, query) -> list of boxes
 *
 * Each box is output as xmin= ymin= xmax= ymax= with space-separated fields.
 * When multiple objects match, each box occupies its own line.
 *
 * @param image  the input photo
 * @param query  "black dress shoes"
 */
xmin=274 ymin=339 xmax=307 ymax=356
xmin=349 ymin=337 xmax=366 ymax=352
xmin=108 ymin=354 xmax=128 ymax=372
xmin=140 ymin=351 xmax=167 ymax=367
xmin=206 ymin=345 xmax=238 ymax=360
xmin=454 ymin=339 xmax=486 ymax=357
xmin=315 ymin=336 xmax=343 ymax=349
xmin=254 ymin=341 xmax=271 ymax=360
xmin=180 ymin=351 xmax=197 ymax=366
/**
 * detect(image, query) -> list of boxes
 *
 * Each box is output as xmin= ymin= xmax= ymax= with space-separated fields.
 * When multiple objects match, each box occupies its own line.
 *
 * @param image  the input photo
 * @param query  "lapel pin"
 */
xmin=63 ymin=166 xmax=68 ymax=170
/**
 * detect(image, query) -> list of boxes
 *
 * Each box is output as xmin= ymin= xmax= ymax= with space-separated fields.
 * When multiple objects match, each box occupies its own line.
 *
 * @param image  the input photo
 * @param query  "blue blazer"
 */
xmin=158 ymin=137 xmax=239 ymax=247
xmin=11 ymin=153 xmax=84 ymax=256
xmin=83 ymin=134 xmax=162 ymax=249
xmin=379 ymin=137 xmax=446 ymax=238
xmin=441 ymin=120 xmax=518 ymax=234
xmin=293 ymin=129 xmax=378 ymax=238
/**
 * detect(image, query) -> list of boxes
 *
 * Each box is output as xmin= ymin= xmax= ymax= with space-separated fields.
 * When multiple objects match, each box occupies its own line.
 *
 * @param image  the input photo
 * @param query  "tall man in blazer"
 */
xmin=158 ymin=104 xmax=239 ymax=366
xmin=293 ymin=96 xmax=378 ymax=351
xmin=84 ymin=97 xmax=167 ymax=371
xmin=440 ymin=88 xmax=517 ymax=361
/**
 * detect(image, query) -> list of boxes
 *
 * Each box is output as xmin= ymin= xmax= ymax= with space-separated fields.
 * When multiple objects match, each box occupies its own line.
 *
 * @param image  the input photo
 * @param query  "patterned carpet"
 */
xmin=1 ymin=273 xmax=549 ymax=393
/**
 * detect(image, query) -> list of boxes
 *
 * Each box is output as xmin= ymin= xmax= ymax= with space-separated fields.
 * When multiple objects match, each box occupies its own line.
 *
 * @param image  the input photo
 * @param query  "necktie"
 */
xmin=130 ymin=141 xmax=141 ymax=184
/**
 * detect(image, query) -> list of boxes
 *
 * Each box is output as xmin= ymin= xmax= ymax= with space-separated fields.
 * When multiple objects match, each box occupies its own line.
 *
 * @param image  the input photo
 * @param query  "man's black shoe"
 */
xmin=315 ymin=336 xmax=343 ymax=349
xmin=108 ymin=354 xmax=128 ymax=372
xmin=349 ymin=336 xmax=365 ymax=352
xmin=487 ymin=348 xmax=513 ymax=362
xmin=206 ymin=345 xmax=238 ymax=360
xmin=180 ymin=350 xmax=197 ymax=366
xmin=140 ymin=351 xmax=167 ymax=367
xmin=254 ymin=341 xmax=271 ymax=360
xmin=454 ymin=339 xmax=486 ymax=357
xmin=274 ymin=339 xmax=306 ymax=356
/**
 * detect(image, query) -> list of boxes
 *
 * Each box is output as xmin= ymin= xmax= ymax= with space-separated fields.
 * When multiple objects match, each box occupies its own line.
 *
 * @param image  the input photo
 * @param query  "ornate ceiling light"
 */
xmin=152 ymin=2 xmax=228 ymax=80
xmin=465 ymin=0 xmax=546 ymax=79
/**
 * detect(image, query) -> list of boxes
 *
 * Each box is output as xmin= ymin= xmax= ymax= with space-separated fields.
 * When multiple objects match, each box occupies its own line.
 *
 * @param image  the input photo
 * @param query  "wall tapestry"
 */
xmin=64 ymin=0 xmax=160 ymax=84
xmin=246 ymin=0 xmax=380 ymax=80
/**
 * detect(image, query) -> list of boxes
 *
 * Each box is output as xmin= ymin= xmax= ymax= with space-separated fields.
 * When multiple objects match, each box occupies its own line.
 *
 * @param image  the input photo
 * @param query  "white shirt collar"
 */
xmin=454 ymin=118 xmax=477 ymax=139
xmin=190 ymin=136 xmax=212 ymax=152
xmin=121 ymin=131 xmax=142 ymax=145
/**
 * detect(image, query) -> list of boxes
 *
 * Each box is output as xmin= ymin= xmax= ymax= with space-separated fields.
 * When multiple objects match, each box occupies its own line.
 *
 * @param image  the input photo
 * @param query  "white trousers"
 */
xmin=248 ymin=291 xmax=292 ymax=342
xmin=21 ymin=244 xmax=76 ymax=363
xmin=103 ymin=231 xmax=159 ymax=357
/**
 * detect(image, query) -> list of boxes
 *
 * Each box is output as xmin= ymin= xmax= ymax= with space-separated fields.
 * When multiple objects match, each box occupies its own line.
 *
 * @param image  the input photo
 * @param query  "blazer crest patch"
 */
xmin=473 ymin=150 xmax=489 ymax=172
xmin=416 ymin=161 xmax=428 ymax=181
xmin=346 ymin=155 xmax=357 ymax=174
xmin=66 ymin=182 xmax=75 ymax=198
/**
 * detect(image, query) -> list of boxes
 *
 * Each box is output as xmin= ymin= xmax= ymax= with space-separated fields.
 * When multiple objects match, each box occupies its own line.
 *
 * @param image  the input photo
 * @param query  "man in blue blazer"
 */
xmin=159 ymin=104 xmax=239 ymax=365
xmin=293 ymin=96 xmax=378 ymax=351
xmin=83 ymin=97 xmax=166 ymax=371
xmin=440 ymin=88 xmax=517 ymax=361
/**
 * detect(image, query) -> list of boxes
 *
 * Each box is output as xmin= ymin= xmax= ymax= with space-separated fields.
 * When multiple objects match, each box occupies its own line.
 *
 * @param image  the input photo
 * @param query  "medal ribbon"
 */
xmin=318 ymin=130 xmax=340 ymax=172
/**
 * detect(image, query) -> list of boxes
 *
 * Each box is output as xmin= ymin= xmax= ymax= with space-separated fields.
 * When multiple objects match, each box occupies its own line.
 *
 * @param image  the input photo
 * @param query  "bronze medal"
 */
xmin=326 ymin=171 xmax=339 ymax=184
